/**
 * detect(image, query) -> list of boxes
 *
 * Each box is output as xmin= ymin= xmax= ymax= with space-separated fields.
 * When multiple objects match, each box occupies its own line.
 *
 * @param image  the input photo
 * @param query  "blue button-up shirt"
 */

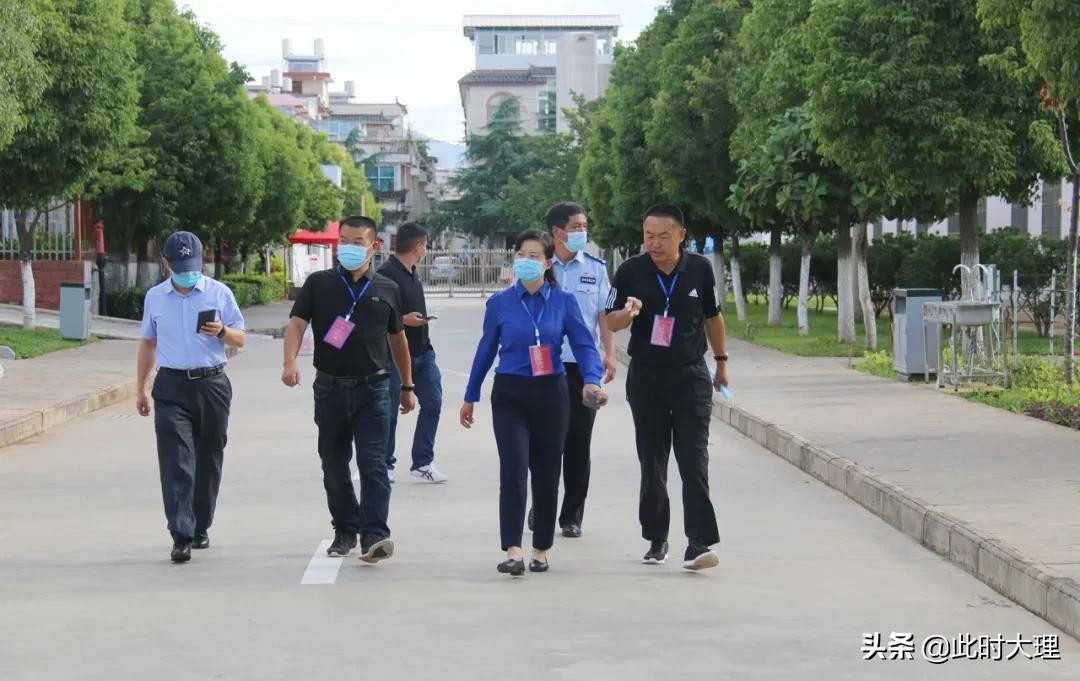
xmin=139 ymin=276 xmax=245 ymax=370
xmin=552 ymin=250 xmax=609 ymax=364
xmin=465 ymin=281 xmax=603 ymax=403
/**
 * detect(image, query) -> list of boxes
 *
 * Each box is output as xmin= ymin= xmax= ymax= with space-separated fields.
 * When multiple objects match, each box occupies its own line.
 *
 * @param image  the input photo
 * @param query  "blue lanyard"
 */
xmin=656 ymin=272 xmax=679 ymax=317
xmin=519 ymin=297 xmax=547 ymax=347
xmin=337 ymin=269 xmax=372 ymax=320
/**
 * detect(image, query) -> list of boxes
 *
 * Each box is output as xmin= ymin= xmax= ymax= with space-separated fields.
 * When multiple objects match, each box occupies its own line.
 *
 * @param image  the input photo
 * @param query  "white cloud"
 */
xmin=179 ymin=0 xmax=652 ymax=142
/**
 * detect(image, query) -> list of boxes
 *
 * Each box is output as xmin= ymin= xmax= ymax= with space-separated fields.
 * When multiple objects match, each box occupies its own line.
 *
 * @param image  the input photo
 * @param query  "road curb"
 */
xmin=0 ymin=346 xmax=241 ymax=450
xmin=614 ymin=346 xmax=1080 ymax=640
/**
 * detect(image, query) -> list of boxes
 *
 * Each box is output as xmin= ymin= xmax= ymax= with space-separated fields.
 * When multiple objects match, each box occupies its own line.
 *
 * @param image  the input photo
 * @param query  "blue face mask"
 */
xmin=170 ymin=271 xmax=201 ymax=288
xmin=565 ymin=231 xmax=588 ymax=252
xmin=338 ymin=244 xmax=369 ymax=271
xmin=513 ymin=258 xmax=545 ymax=283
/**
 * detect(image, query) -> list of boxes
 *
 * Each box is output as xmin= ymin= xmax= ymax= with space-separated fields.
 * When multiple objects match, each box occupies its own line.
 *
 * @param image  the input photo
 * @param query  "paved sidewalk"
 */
xmin=241 ymin=301 xmax=292 ymax=336
xmin=676 ymin=337 xmax=1080 ymax=638
xmin=0 ymin=303 xmax=143 ymax=340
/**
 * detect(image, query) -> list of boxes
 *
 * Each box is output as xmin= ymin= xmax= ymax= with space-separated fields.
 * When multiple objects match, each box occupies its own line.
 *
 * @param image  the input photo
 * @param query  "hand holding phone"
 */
xmin=197 ymin=309 xmax=220 ymax=334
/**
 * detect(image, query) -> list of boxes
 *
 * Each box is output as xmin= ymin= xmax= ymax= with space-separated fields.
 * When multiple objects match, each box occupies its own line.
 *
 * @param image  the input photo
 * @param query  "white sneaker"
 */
xmin=387 ymin=468 xmax=395 ymax=484
xmin=410 ymin=465 xmax=448 ymax=483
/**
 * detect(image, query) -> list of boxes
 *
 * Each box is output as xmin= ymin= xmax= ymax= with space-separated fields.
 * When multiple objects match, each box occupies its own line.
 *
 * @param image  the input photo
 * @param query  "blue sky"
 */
xmin=180 ymin=1 xmax=657 ymax=144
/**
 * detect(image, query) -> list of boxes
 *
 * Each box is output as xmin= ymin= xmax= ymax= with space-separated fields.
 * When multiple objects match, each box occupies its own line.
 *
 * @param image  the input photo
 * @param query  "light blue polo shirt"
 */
xmin=552 ymin=250 xmax=610 ymax=364
xmin=139 ymin=275 xmax=245 ymax=370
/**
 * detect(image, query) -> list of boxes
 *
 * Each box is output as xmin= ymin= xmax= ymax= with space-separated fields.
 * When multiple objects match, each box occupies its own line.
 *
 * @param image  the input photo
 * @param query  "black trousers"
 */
xmin=313 ymin=373 xmax=392 ymax=541
xmin=559 ymin=363 xmax=596 ymax=528
xmin=626 ymin=359 xmax=719 ymax=546
xmin=491 ymin=373 xmax=569 ymax=551
xmin=152 ymin=371 xmax=232 ymax=541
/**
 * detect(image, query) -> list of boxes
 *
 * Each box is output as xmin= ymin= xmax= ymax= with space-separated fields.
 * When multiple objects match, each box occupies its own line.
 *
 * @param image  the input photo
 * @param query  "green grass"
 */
xmin=0 ymin=325 xmax=98 ymax=359
xmin=728 ymin=295 xmax=1065 ymax=358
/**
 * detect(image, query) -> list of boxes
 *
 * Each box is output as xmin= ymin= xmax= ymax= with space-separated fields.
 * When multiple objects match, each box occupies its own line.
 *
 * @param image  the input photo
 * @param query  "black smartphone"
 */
xmin=423 ymin=315 xmax=438 ymax=321
xmin=197 ymin=309 xmax=219 ymax=333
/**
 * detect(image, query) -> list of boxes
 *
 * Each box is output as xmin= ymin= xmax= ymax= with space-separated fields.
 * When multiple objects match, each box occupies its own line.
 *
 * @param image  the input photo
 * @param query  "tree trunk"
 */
xmin=710 ymin=231 xmax=727 ymax=314
xmin=768 ymin=224 xmax=783 ymax=326
xmin=837 ymin=207 xmax=855 ymax=342
xmin=1064 ymin=175 xmax=1079 ymax=384
xmin=265 ymin=245 xmax=272 ymax=276
xmin=797 ymin=224 xmax=818 ymax=336
xmin=135 ymin=234 xmax=151 ymax=288
xmin=15 ymin=210 xmax=36 ymax=329
xmin=855 ymin=219 xmax=877 ymax=349
xmin=958 ymin=188 xmax=981 ymax=299
xmin=214 ymin=238 xmax=223 ymax=280
xmin=730 ymin=236 xmax=747 ymax=322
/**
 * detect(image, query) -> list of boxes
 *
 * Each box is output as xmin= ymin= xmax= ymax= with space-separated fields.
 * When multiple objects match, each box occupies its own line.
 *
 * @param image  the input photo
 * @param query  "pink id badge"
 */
xmin=651 ymin=315 xmax=675 ymax=347
xmin=323 ymin=316 xmax=356 ymax=349
xmin=529 ymin=345 xmax=554 ymax=376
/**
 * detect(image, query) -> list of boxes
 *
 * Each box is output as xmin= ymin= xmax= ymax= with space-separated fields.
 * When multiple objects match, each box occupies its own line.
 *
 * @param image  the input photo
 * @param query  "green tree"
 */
xmin=502 ymin=132 xmax=578 ymax=232
xmin=0 ymin=1 xmax=45 ymax=150
xmin=978 ymin=0 xmax=1080 ymax=380
xmin=806 ymin=0 xmax=1061 ymax=301
xmin=0 ymin=0 xmax=140 ymax=328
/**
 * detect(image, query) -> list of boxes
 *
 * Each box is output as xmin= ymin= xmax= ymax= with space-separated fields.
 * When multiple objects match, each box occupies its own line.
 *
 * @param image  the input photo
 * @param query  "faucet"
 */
xmin=974 ymin=264 xmax=993 ymax=302
xmin=953 ymin=264 xmax=973 ymax=300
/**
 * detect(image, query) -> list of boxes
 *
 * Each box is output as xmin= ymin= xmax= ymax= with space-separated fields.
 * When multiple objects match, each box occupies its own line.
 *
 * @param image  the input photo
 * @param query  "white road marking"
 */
xmin=301 ymin=540 xmax=344 ymax=585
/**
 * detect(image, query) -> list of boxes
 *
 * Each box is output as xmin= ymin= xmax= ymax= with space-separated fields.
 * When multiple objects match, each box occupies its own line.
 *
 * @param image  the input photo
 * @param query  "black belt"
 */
xmin=159 ymin=364 xmax=226 ymax=380
xmin=316 ymin=369 xmax=389 ymax=387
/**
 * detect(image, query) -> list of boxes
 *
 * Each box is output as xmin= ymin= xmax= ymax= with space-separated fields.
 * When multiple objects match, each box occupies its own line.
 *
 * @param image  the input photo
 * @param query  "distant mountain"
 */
xmin=425 ymin=139 xmax=467 ymax=172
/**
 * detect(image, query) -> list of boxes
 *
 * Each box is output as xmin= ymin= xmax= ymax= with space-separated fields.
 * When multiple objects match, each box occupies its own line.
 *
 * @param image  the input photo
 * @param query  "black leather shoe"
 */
xmin=171 ymin=540 xmax=192 ymax=564
xmin=527 ymin=507 xmax=534 ymax=532
xmin=192 ymin=532 xmax=210 ymax=550
xmin=528 ymin=559 xmax=549 ymax=573
xmin=359 ymin=535 xmax=394 ymax=564
xmin=497 ymin=559 xmax=525 ymax=576
xmin=561 ymin=524 xmax=582 ymax=538
xmin=642 ymin=540 xmax=669 ymax=565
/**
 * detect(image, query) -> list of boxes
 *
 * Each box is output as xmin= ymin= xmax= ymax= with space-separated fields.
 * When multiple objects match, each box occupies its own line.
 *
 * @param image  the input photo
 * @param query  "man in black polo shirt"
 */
xmin=606 ymin=204 xmax=730 ymax=571
xmin=379 ymin=222 xmax=448 ymax=484
xmin=282 ymin=216 xmax=416 ymax=562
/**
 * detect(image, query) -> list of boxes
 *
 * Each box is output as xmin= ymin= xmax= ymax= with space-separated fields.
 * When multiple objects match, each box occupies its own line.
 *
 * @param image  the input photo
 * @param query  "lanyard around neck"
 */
xmin=519 ymin=295 xmax=547 ymax=347
xmin=337 ymin=269 xmax=372 ymax=319
xmin=656 ymin=272 xmax=679 ymax=317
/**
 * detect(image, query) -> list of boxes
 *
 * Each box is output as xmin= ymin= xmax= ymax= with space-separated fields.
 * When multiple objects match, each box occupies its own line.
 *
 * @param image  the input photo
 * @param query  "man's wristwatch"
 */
xmin=401 ymin=385 xmax=415 ymax=392
xmin=217 ymin=327 xmax=226 ymax=339
xmin=715 ymin=354 xmax=729 ymax=362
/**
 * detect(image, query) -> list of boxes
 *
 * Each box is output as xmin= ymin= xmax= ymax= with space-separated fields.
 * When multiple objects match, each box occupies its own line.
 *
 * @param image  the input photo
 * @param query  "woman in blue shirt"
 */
xmin=461 ymin=230 xmax=608 ymax=576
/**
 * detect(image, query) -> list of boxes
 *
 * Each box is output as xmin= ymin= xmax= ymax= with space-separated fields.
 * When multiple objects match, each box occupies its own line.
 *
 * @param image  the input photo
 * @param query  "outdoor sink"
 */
xmin=922 ymin=301 xmax=997 ymax=326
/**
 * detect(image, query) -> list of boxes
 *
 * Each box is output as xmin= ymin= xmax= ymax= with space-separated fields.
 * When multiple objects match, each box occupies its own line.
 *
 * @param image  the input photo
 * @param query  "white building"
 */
xmin=459 ymin=15 xmax=620 ymax=136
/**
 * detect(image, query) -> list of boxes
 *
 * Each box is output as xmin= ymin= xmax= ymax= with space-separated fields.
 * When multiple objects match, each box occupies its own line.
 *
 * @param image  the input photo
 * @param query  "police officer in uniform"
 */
xmin=531 ymin=202 xmax=615 ymax=538
xmin=282 ymin=216 xmax=416 ymax=563
xmin=605 ymin=204 xmax=730 ymax=571
xmin=137 ymin=231 xmax=246 ymax=563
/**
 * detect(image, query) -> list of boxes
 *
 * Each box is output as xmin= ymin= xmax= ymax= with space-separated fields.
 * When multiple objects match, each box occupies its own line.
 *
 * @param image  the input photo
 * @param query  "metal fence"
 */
xmin=369 ymin=249 xmax=515 ymax=297
xmin=0 ymin=206 xmax=77 ymax=261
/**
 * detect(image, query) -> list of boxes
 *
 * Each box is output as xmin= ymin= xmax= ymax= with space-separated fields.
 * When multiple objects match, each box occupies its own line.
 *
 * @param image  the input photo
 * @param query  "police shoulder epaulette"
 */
xmin=584 ymin=252 xmax=607 ymax=265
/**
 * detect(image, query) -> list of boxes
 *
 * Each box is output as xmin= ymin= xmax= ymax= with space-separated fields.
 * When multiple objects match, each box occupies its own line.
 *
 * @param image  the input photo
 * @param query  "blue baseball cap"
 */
xmin=163 ymin=231 xmax=203 ymax=273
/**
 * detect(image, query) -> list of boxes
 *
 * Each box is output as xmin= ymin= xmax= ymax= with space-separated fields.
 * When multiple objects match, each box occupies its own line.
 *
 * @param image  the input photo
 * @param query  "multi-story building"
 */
xmin=246 ymin=39 xmax=437 ymax=229
xmin=459 ymin=15 xmax=620 ymax=136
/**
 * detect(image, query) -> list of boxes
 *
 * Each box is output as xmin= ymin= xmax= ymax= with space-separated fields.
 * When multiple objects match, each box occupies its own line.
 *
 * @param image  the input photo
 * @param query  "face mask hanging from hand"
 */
xmin=338 ymin=245 xmax=369 ymax=271
xmin=566 ymin=231 xmax=588 ymax=252
xmin=513 ymin=258 xmax=545 ymax=283
xmin=170 ymin=271 xmax=201 ymax=288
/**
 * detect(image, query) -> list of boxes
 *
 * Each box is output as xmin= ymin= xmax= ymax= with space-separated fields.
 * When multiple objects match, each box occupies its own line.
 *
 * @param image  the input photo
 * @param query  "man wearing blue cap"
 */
xmin=136 ymin=231 xmax=246 ymax=563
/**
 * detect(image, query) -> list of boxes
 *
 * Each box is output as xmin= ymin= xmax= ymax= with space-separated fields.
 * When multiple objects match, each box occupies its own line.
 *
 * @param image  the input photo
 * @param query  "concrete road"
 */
xmin=1 ymin=298 xmax=1076 ymax=680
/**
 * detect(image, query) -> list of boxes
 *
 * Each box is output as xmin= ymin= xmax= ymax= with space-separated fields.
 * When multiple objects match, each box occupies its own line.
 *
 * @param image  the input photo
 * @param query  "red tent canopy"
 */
xmin=288 ymin=222 xmax=338 ymax=245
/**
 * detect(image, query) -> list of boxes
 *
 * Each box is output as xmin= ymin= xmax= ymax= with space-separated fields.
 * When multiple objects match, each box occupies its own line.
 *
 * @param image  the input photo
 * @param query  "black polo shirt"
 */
xmin=378 ymin=255 xmax=431 ymax=357
xmin=607 ymin=251 xmax=719 ymax=366
xmin=290 ymin=266 xmax=404 ymax=377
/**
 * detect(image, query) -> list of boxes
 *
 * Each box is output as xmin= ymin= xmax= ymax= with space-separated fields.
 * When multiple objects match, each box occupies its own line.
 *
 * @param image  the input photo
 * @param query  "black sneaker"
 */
xmin=170 ymin=539 xmax=192 ymax=564
xmin=682 ymin=544 xmax=720 ymax=571
xmin=359 ymin=535 xmax=395 ymax=564
xmin=642 ymin=540 xmax=669 ymax=565
xmin=192 ymin=532 xmax=210 ymax=550
xmin=327 ymin=530 xmax=357 ymax=557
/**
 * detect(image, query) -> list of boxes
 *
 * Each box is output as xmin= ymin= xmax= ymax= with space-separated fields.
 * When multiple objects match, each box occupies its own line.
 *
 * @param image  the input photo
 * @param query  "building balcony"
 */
xmin=375 ymin=188 xmax=408 ymax=203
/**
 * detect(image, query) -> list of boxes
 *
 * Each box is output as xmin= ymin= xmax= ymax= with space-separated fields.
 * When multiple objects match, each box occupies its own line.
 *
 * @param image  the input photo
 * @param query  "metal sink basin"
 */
xmin=923 ymin=301 xmax=997 ymax=326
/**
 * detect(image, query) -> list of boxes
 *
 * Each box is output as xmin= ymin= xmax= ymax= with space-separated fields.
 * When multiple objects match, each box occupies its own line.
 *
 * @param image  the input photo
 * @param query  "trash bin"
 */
xmin=892 ymin=288 xmax=942 ymax=377
xmin=59 ymin=282 xmax=91 ymax=340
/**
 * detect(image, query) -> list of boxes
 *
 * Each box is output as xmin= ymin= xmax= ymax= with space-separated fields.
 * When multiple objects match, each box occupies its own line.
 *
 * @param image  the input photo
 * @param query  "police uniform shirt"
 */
xmin=606 ymin=251 xmax=719 ymax=366
xmin=139 ymin=275 xmax=245 ymax=370
xmin=290 ymin=267 xmax=404 ymax=377
xmin=378 ymin=255 xmax=432 ymax=358
xmin=552 ymin=250 xmax=610 ymax=364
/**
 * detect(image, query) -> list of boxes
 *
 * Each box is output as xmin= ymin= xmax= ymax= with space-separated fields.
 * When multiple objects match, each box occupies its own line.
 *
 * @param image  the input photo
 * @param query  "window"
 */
xmin=516 ymin=37 xmax=538 ymax=56
xmin=1011 ymin=204 xmax=1029 ymax=231
xmin=544 ymin=40 xmax=558 ymax=55
xmin=478 ymin=32 xmax=495 ymax=55
xmin=597 ymin=38 xmax=610 ymax=55
xmin=538 ymin=90 xmax=557 ymax=134
xmin=1043 ymin=178 xmax=1062 ymax=238
xmin=366 ymin=164 xmax=396 ymax=192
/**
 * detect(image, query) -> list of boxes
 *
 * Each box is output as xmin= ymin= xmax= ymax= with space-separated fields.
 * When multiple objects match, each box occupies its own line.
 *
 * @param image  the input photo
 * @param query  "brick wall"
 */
xmin=0 ymin=260 xmax=91 ymax=310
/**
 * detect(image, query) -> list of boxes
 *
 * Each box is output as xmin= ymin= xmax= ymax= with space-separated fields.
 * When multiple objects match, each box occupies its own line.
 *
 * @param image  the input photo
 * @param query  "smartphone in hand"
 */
xmin=197 ymin=309 xmax=219 ymax=333
xmin=423 ymin=315 xmax=438 ymax=321
xmin=717 ymin=384 xmax=733 ymax=400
